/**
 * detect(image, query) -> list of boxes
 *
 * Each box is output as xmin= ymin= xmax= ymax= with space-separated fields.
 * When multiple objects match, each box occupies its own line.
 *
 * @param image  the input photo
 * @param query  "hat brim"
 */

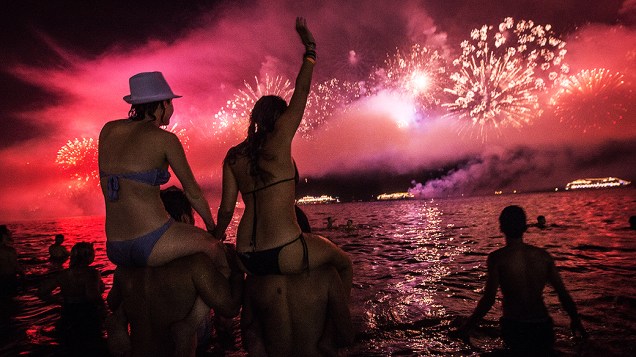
xmin=123 ymin=94 xmax=182 ymax=105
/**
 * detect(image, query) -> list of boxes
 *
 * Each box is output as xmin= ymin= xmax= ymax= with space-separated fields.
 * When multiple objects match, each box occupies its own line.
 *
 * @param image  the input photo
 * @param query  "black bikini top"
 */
xmin=246 ymin=176 xmax=295 ymax=250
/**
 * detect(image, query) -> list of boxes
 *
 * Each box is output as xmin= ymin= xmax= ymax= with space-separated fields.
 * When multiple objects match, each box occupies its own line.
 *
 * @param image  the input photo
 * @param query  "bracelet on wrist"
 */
xmin=304 ymin=51 xmax=316 ymax=64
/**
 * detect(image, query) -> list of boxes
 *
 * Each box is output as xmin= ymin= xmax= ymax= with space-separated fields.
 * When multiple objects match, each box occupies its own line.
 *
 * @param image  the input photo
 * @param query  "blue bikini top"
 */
xmin=100 ymin=168 xmax=171 ymax=201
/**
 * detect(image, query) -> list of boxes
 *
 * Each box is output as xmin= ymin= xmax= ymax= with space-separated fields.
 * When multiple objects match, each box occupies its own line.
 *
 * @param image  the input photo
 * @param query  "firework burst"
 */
xmin=550 ymin=68 xmax=632 ymax=132
xmin=209 ymin=75 xmax=293 ymax=143
xmin=443 ymin=17 xmax=569 ymax=140
xmin=302 ymin=78 xmax=368 ymax=137
xmin=56 ymin=138 xmax=99 ymax=186
xmin=369 ymin=44 xmax=448 ymax=113
xmin=163 ymin=122 xmax=190 ymax=151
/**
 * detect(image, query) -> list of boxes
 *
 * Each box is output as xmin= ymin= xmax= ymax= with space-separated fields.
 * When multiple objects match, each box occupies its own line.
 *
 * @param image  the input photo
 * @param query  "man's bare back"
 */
xmin=457 ymin=205 xmax=586 ymax=354
xmin=489 ymin=242 xmax=554 ymax=320
xmin=109 ymin=253 xmax=242 ymax=357
xmin=242 ymin=266 xmax=353 ymax=356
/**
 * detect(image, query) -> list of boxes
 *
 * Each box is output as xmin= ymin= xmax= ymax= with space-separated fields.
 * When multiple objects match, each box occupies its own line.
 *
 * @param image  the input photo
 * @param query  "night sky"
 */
xmin=1 ymin=0 xmax=635 ymax=219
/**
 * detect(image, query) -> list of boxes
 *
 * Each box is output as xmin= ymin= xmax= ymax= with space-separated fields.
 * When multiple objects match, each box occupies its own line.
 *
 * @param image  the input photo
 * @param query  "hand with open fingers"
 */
xmin=295 ymin=17 xmax=315 ymax=47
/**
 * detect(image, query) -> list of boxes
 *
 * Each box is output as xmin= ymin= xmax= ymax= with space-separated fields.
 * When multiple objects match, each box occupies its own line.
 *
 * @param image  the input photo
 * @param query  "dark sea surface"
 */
xmin=2 ymin=188 xmax=635 ymax=356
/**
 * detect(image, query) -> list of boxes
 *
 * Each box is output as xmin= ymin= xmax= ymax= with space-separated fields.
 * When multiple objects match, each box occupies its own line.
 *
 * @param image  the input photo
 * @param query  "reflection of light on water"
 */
xmin=365 ymin=200 xmax=462 ymax=331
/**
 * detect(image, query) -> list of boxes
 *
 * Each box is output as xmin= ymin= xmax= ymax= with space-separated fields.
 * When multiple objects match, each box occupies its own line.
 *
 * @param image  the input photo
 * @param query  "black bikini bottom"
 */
xmin=238 ymin=234 xmax=309 ymax=275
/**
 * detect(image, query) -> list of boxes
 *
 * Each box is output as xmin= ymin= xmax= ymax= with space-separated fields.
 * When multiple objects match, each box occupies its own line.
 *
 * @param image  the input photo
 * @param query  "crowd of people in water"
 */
xmin=2 ymin=17 xmax=635 ymax=356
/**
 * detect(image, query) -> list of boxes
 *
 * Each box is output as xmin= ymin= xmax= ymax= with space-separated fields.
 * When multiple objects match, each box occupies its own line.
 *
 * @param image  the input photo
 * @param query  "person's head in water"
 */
xmin=629 ymin=216 xmax=636 ymax=230
xmin=499 ymin=205 xmax=527 ymax=239
xmin=70 ymin=242 xmax=95 ymax=268
xmin=536 ymin=215 xmax=547 ymax=229
xmin=160 ymin=186 xmax=194 ymax=225
xmin=54 ymin=234 xmax=64 ymax=245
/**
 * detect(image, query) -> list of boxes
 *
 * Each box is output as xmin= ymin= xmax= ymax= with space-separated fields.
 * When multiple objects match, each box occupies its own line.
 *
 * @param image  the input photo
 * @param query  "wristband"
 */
xmin=304 ymin=49 xmax=316 ymax=63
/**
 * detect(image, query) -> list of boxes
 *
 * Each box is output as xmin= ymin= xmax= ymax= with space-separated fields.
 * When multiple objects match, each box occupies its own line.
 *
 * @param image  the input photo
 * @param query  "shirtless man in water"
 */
xmin=241 ymin=266 xmax=354 ymax=356
xmin=108 ymin=253 xmax=243 ymax=357
xmin=107 ymin=187 xmax=243 ymax=357
xmin=457 ymin=205 xmax=587 ymax=354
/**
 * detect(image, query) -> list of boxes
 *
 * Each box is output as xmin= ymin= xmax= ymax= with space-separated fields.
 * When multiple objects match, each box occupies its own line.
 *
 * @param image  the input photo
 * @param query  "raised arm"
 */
xmin=164 ymin=132 xmax=216 ymax=232
xmin=274 ymin=17 xmax=316 ymax=141
xmin=547 ymin=258 xmax=587 ymax=338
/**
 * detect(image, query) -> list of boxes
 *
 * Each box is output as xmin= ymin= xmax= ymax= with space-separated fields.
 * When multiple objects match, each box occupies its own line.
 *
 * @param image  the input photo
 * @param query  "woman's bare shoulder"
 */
xmin=102 ymin=118 xmax=129 ymax=128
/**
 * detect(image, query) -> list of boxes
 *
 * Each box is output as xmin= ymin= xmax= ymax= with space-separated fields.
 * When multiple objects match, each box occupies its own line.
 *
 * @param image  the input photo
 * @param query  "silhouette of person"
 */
xmin=455 ymin=205 xmax=587 ymax=355
xmin=326 ymin=217 xmax=336 ymax=229
xmin=535 ymin=215 xmax=547 ymax=229
xmin=213 ymin=17 xmax=351 ymax=292
xmin=242 ymin=266 xmax=354 ymax=356
xmin=49 ymin=234 xmax=70 ymax=266
xmin=106 ymin=187 xmax=243 ymax=356
xmin=344 ymin=219 xmax=355 ymax=233
xmin=0 ymin=225 xmax=23 ymax=297
xmin=38 ymin=242 xmax=107 ymax=356
xmin=629 ymin=215 xmax=636 ymax=230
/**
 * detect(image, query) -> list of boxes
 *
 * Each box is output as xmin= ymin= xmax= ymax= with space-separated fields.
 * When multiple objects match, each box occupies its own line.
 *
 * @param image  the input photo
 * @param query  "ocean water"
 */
xmin=1 ymin=188 xmax=635 ymax=356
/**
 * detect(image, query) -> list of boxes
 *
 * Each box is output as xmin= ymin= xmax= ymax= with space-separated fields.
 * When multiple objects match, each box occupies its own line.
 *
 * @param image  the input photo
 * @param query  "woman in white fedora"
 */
xmin=98 ymin=71 xmax=228 ymax=272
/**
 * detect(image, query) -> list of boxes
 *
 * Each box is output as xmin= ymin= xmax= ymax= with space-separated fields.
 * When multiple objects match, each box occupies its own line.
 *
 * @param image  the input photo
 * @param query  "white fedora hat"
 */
xmin=123 ymin=71 xmax=182 ymax=104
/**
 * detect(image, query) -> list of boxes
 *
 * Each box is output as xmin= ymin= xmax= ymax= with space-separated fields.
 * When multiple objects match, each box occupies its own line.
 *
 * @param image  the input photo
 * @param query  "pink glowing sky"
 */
xmin=1 ymin=0 xmax=635 ymax=220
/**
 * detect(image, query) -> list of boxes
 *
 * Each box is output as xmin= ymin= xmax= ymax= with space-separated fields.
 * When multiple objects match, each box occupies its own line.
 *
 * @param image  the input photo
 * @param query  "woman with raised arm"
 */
xmin=214 ymin=17 xmax=352 ymax=295
xmin=98 ymin=71 xmax=228 ymax=272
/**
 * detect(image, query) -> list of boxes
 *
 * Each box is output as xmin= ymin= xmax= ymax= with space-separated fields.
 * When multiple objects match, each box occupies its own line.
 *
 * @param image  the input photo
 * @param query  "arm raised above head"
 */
xmin=274 ymin=17 xmax=316 ymax=142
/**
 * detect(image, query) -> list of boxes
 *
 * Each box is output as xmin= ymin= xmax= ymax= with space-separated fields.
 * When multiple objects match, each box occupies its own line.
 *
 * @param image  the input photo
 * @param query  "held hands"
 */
xmin=295 ymin=17 xmax=315 ymax=48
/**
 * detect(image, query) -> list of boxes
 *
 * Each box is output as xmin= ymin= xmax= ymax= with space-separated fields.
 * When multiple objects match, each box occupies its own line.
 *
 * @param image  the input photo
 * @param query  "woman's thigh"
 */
xmin=147 ymin=222 xmax=225 ymax=268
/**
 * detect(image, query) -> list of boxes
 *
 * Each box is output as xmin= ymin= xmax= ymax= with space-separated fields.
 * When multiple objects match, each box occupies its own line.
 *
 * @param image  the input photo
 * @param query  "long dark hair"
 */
xmin=127 ymin=101 xmax=163 ymax=121
xmin=225 ymin=95 xmax=288 ymax=181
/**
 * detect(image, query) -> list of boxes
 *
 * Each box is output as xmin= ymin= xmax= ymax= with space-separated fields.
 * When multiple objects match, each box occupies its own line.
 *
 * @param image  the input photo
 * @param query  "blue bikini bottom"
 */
xmin=106 ymin=218 xmax=174 ymax=267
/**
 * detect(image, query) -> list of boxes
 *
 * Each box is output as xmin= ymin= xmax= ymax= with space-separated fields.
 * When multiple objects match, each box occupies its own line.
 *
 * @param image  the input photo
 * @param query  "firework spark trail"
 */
xmin=204 ymin=75 xmax=294 ymax=143
xmin=368 ymin=44 xmax=448 ymax=113
xmin=550 ymin=68 xmax=631 ymax=132
xmin=56 ymin=138 xmax=99 ymax=187
xmin=443 ymin=17 xmax=569 ymax=140
xmin=303 ymin=78 xmax=368 ymax=137
xmin=163 ymin=123 xmax=190 ymax=151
